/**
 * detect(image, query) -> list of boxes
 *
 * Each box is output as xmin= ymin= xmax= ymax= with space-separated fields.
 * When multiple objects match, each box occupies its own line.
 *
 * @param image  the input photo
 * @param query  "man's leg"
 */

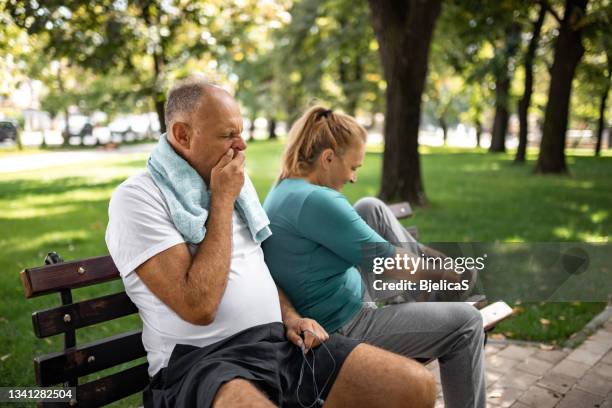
xmin=213 ymin=378 xmax=276 ymax=408
xmin=325 ymin=343 xmax=436 ymax=408
xmin=339 ymin=302 xmax=486 ymax=408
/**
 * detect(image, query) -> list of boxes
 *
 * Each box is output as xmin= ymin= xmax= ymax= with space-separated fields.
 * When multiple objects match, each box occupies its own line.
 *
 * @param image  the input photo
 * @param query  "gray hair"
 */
xmin=164 ymin=77 xmax=216 ymax=130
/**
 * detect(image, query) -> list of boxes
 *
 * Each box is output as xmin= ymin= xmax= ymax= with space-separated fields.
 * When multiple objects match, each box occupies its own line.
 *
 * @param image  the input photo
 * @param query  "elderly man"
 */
xmin=105 ymin=77 xmax=436 ymax=408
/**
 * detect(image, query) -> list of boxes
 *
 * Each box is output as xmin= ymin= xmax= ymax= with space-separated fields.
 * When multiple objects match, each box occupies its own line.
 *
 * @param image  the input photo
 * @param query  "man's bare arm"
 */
xmin=135 ymin=149 xmax=245 ymax=325
xmin=136 ymin=195 xmax=234 ymax=324
xmin=277 ymin=287 xmax=300 ymax=323
xmin=277 ymin=287 xmax=329 ymax=350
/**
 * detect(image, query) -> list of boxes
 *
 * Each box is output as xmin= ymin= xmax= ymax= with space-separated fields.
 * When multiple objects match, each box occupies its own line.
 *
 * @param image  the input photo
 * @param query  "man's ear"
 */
xmin=170 ymin=121 xmax=191 ymax=149
xmin=320 ymin=148 xmax=335 ymax=169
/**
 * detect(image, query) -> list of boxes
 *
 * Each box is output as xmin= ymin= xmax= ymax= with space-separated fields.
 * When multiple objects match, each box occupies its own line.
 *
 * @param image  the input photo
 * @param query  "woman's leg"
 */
xmin=338 ymin=301 xmax=487 ymax=408
xmin=354 ymin=197 xmax=433 ymax=301
xmin=353 ymin=197 xmax=418 ymax=247
xmin=353 ymin=197 xmax=477 ymax=302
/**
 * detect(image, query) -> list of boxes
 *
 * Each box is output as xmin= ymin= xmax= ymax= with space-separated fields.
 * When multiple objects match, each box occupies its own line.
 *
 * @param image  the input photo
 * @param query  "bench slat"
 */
xmin=76 ymin=363 xmax=149 ymax=407
xmin=35 ymin=330 xmax=145 ymax=387
xmin=32 ymin=292 xmax=138 ymax=338
xmin=387 ymin=202 xmax=413 ymax=219
xmin=21 ymin=256 xmax=120 ymax=298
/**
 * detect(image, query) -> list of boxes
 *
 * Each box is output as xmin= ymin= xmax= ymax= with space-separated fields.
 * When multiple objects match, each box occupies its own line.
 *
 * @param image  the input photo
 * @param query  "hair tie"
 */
xmin=318 ymin=109 xmax=333 ymax=119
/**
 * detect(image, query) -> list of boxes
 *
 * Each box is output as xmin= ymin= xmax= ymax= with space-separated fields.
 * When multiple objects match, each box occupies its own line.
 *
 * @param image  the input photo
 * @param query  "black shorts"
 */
xmin=143 ymin=322 xmax=359 ymax=408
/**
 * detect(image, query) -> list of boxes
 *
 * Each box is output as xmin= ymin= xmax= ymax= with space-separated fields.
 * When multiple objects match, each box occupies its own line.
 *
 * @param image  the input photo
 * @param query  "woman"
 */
xmin=262 ymin=106 xmax=486 ymax=408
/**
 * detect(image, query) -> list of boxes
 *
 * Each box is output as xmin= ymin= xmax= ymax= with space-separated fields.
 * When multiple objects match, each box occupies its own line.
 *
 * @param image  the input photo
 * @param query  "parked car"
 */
xmin=0 ymin=121 xmax=18 ymax=142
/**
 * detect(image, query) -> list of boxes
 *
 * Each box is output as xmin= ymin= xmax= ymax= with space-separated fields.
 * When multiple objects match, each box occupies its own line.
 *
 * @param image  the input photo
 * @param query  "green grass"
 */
xmin=0 ymin=141 xmax=610 ymax=405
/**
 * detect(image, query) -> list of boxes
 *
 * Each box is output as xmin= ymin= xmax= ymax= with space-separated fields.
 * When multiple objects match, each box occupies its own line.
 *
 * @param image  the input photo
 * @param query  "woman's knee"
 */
xmin=354 ymin=196 xmax=386 ymax=218
xmin=453 ymin=303 xmax=484 ymax=338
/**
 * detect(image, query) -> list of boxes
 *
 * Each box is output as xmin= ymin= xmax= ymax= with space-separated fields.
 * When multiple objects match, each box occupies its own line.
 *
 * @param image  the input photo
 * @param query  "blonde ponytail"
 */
xmin=279 ymin=106 xmax=367 ymax=181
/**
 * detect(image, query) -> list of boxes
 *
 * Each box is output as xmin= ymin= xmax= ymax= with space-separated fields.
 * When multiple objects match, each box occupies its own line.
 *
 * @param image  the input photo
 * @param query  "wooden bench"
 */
xmin=20 ymin=253 xmax=148 ymax=407
xmin=19 ymin=201 xmax=510 ymax=406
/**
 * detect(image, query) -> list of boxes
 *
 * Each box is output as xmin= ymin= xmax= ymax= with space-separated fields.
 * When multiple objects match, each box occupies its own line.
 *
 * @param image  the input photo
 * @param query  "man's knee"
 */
xmin=354 ymin=196 xmax=386 ymax=218
xmin=331 ymin=344 xmax=436 ymax=408
xmin=400 ymin=360 xmax=437 ymax=408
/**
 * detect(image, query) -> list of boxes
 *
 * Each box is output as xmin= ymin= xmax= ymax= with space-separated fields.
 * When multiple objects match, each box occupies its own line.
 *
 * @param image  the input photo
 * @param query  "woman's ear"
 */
xmin=171 ymin=122 xmax=191 ymax=149
xmin=320 ymin=148 xmax=335 ymax=169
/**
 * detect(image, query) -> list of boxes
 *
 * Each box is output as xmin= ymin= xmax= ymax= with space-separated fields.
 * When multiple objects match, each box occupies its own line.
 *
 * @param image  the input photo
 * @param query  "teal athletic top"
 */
xmin=262 ymin=178 xmax=395 ymax=332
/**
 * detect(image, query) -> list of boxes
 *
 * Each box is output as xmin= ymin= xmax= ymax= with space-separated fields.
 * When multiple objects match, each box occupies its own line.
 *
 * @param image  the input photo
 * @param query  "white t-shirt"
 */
xmin=105 ymin=171 xmax=282 ymax=376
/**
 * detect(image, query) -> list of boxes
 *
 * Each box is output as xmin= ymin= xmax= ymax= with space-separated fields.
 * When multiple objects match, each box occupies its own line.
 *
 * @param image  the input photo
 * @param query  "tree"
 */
xmin=594 ymin=53 xmax=611 ymax=156
xmin=232 ymin=3 xmax=292 ymax=140
xmin=489 ymin=22 xmax=522 ymax=153
xmin=275 ymin=0 xmax=383 ymax=124
xmin=462 ymin=82 xmax=492 ymax=147
xmin=368 ymin=0 xmax=442 ymax=206
xmin=535 ymin=0 xmax=589 ymax=173
xmin=423 ymin=65 xmax=468 ymax=145
xmin=8 ymin=1 xmax=272 ymax=135
xmin=515 ymin=4 xmax=547 ymax=163
xmin=575 ymin=3 xmax=612 ymax=156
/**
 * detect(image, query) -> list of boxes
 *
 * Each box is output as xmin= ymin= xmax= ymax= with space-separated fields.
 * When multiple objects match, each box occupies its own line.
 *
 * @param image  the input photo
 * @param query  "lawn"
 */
xmin=0 ymin=141 xmax=610 ymax=405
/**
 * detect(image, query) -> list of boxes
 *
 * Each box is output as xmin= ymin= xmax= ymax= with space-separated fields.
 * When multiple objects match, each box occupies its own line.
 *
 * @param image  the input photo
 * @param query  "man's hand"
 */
xmin=210 ymin=148 xmax=245 ymax=202
xmin=285 ymin=317 xmax=329 ymax=352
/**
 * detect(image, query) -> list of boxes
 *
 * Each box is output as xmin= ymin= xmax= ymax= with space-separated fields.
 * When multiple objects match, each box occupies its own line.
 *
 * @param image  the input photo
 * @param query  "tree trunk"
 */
xmin=515 ymin=5 xmax=546 ymax=163
xmin=154 ymin=97 xmax=166 ymax=134
xmin=475 ymin=119 xmax=482 ymax=148
xmin=536 ymin=0 xmax=588 ymax=173
xmin=63 ymin=108 xmax=71 ymax=146
xmin=490 ymin=24 xmax=521 ymax=153
xmin=368 ymin=0 xmax=442 ymax=206
xmin=249 ymin=117 xmax=256 ymax=141
xmin=268 ymin=118 xmax=277 ymax=140
xmin=594 ymin=55 xmax=611 ymax=156
xmin=490 ymin=76 xmax=510 ymax=152
xmin=439 ymin=116 xmax=448 ymax=145
xmin=141 ymin=2 xmax=167 ymax=135
xmin=56 ymin=68 xmax=71 ymax=147
xmin=594 ymin=89 xmax=608 ymax=156
xmin=153 ymin=51 xmax=166 ymax=134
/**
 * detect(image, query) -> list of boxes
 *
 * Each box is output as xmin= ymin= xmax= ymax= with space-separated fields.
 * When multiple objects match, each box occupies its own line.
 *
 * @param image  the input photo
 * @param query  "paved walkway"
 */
xmin=428 ymin=314 xmax=612 ymax=407
xmin=0 ymin=143 xmax=155 ymax=174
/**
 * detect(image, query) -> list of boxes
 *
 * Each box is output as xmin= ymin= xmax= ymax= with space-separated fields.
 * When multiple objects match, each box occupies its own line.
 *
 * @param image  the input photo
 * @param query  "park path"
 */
xmin=429 ymin=310 xmax=612 ymax=407
xmin=0 ymin=143 xmax=155 ymax=174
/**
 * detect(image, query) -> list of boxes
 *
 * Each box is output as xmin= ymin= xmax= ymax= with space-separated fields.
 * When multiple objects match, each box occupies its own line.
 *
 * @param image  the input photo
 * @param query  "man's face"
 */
xmin=183 ymin=89 xmax=245 ymax=183
xmin=327 ymin=142 xmax=365 ymax=192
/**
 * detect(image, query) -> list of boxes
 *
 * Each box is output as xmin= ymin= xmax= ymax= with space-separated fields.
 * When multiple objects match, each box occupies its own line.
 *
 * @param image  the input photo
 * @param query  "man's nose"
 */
xmin=233 ymin=137 xmax=247 ymax=152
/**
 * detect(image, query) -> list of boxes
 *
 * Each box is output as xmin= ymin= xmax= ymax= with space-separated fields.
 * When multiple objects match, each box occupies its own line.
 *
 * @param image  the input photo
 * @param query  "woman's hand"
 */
xmin=284 ymin=317 xmax=330 ymax=351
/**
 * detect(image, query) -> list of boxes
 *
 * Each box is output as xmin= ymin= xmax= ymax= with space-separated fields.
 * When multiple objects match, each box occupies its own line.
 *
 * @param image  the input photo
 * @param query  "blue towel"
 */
xmin=147 ymin=134 xmax=272 ymax=244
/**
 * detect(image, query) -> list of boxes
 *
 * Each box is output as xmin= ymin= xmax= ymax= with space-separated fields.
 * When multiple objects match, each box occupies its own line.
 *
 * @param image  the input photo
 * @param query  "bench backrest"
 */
xmin=20 ymin=254 xmax=149 ymax=407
